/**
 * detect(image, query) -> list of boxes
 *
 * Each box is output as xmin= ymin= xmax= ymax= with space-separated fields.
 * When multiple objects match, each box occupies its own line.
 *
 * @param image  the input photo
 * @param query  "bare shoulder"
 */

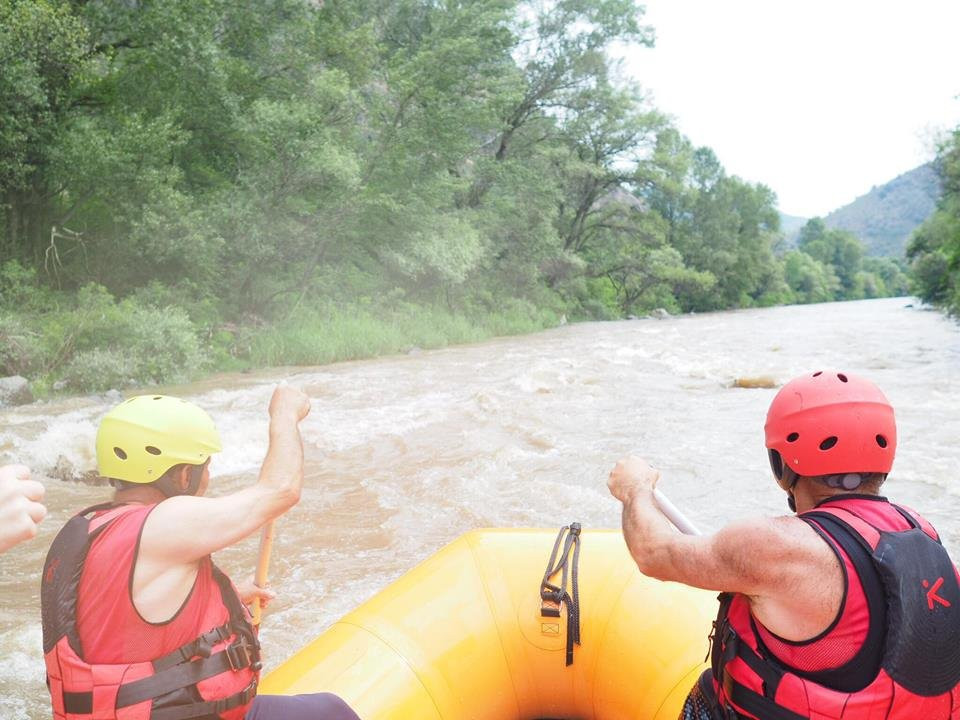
xmin=139 ymin=486 xmax=269 ymax=566
xmin=707 ymin=514 xmax=839 ymax=597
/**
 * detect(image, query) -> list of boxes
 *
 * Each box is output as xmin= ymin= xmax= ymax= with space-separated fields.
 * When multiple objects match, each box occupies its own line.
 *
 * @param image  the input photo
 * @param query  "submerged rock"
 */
xmin=50 ymin=455 xmax=105 ymax=485
xmin=732 ymin=376 xmax=778 ymax=389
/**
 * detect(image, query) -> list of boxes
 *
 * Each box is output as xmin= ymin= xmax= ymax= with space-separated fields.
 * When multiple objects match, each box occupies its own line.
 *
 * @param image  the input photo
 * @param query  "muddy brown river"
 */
xmin=1 ymin=297 xmax=959 ymax=718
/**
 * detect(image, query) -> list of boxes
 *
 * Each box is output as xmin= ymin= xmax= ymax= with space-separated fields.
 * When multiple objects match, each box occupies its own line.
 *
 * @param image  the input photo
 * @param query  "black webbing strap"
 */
xmin=725 ymin=676 xmax=808 ymax=720
xmin=116 ymin=636 xmax=258 ymax=708
xmin=62 ymin=690 xmax=93 ymax=715
xmin=152 ymin=622 xmax=233 ymax=672
xmin=734 ymin=626 xmax=786 ymax=700
xmin=58 ymin=633 xmax=258 ymax=714
xmin=800 ymin=511 xmax=886 ymax=692
xmin=148 ymin=680 xmax=258 ymax=720
xmin=539 ymin=522 xmax=582 ymax=666
xmin=210 ymin=564 xmax=261 ymax=670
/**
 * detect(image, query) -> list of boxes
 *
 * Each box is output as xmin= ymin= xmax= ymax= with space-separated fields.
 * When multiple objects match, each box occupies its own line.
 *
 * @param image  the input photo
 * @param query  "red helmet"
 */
xmin=765 ymin=371 xmax=896 ymax=487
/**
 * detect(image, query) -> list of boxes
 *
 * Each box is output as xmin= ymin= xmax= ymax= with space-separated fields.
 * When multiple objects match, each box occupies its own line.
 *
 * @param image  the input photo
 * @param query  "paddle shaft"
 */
xmin=654 ymin=489 xmax=701 ymax=536
xmin=252 ymin=520 xmax=275 ymax=625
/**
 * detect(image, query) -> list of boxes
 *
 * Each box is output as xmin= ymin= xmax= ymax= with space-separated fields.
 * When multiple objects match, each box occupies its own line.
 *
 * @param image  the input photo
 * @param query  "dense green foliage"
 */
xmin=0 ymin=0 xmax=907 ymax=393
xmin=907 ymin=129 xmax=960 ymax=314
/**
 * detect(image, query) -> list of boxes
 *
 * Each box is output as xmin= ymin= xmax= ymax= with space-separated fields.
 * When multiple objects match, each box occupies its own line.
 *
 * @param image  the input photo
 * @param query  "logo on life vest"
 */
xmin=923 ymin=577 xmax=951 ymax=610
xmin=44 ymin=557 xmax=61 ymax=584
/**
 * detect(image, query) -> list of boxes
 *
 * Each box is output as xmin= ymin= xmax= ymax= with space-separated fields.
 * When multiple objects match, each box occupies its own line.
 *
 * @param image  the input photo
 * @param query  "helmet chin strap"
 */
xmin=782 ymin=465 xmax=800 ymax=513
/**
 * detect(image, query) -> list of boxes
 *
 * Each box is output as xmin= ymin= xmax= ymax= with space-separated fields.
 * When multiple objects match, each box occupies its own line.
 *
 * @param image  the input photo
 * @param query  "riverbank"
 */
xmin=0 ymin=283 xmax=563 ymax=399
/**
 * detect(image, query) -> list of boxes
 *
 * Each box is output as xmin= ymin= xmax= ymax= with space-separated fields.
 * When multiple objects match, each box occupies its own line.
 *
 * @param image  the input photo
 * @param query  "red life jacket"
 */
xmin=710 ymin=495 xmax=960 ymax=719
xmin=41 ymin=503 xmax=261 ymax=720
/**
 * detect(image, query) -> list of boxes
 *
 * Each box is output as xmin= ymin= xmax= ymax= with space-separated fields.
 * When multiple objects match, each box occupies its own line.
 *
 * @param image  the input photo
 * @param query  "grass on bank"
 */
xmin=0 ymin=271 xmax=561 ymax=396
xmin=248 ymin=301 xmax=559 ymax=368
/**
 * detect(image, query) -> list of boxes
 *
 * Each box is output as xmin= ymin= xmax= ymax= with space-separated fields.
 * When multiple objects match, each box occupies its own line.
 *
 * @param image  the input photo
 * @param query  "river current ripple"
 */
xmin=1 ymin=297 xmax=958 ymax=718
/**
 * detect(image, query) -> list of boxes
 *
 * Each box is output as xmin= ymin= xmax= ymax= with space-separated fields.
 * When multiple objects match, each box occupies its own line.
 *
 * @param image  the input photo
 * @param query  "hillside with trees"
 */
xmin=824 ymin=164 xmax=941 ymax=256
xmin=0 ymin=0 xmax=909 ymax=396
xmin=781 ymin=165 xmax=941 ymax=256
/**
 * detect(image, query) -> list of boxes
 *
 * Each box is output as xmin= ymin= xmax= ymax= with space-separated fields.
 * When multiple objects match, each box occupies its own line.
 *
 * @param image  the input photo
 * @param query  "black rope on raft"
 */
xmin=539 ymin=522 xmax=582 ymax=666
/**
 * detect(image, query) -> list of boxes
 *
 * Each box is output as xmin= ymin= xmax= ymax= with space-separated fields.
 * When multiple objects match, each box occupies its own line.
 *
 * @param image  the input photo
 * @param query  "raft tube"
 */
xmin=260 ymin=529 xmax=715 ymax=719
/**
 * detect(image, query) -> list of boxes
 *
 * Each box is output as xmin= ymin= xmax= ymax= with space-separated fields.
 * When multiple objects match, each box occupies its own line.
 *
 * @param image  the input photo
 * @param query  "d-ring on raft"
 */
xmin=259 ymin=527 xmax=715 ymax=719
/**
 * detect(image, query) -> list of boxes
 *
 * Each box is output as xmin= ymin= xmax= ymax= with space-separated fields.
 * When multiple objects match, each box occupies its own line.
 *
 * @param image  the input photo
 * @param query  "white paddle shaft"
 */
xmin=654 ymin=489 xmax=701 ymax=536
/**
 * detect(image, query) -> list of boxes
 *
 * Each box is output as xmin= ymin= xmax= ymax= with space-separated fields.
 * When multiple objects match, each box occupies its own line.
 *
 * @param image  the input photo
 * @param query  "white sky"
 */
xmin=620 ymin=0 xmax=960 ymax=218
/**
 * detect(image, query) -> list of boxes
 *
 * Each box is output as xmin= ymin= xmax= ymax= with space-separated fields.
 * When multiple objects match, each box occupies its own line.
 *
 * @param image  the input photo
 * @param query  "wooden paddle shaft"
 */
xmin=654 ymin=489 xmax=701 ymax=536
xmin=252 ymin=520 xmax=275 ymax=625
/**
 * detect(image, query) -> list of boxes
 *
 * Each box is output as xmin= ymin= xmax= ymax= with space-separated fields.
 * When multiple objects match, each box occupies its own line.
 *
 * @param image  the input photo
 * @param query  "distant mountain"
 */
xmin=779 ymin=163 xmax=941 ymax=257
xmin=824 ymin=164 xmax=941 ymax=256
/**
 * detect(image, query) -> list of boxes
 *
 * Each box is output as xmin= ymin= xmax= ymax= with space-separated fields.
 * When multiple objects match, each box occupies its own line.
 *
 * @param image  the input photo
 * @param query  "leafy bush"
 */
xmin=30 ymin=284 xmax=206 ymax=392
xmin=0 ymin=314 xmax=42 ymax=376
xmin=0 ymin=260 xmax=55 ymax=312
xmin=61 ymin=349 xmax=136 ymax=392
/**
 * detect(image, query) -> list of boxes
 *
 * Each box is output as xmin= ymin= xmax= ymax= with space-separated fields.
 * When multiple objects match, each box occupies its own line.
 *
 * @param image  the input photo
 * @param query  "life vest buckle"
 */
xmin=225 ymin=636 xmax=256 ymax=672
xmin=540 ymin=582 xmax=564 ymax=617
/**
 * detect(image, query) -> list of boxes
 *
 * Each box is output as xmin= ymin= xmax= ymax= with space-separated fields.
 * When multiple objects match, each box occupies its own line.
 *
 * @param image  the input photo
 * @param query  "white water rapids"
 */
xmin=1 ymin=296 xmax=959 ymax=718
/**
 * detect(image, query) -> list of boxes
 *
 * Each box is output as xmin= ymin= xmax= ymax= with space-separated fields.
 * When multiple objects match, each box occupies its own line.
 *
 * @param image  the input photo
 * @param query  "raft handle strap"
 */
xmin=539 ymin=522 xmax=582 ymax=666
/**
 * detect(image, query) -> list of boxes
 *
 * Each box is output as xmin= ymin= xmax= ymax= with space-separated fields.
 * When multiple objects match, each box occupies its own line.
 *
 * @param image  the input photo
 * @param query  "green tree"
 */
xmin=782 ymin=250 xmax=840 ymax=304
xmin=908 ymin=127 xmax=960 ymax=313
xmin=0 ymin=0 xmax=89 ymax=261
xmin=797 ymin=218 xmax=867 ymax=299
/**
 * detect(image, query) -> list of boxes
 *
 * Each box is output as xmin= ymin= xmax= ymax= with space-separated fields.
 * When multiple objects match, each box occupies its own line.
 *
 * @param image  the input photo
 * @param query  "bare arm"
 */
xmin=609 ymin=456 xmax=843 ymax=640
xmin=140 ymin=384 xmax=311 ymax=566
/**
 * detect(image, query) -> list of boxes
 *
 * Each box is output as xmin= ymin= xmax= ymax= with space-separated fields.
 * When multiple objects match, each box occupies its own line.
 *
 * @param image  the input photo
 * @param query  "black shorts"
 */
xmin=245 ymin=692 xmax=360 ymax=720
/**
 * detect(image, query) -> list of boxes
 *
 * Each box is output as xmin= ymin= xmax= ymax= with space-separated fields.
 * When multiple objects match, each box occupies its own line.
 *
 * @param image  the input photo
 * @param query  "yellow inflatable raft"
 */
xmin=260 ymin=528 xmax=716 ymax=719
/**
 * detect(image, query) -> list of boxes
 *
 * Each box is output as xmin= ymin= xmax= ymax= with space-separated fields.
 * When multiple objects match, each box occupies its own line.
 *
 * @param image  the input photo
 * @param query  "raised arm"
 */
xmin=140 ymin=384 xmax=311 ymax=566
xmin=608 ymin=456 xmax=842 ymax=640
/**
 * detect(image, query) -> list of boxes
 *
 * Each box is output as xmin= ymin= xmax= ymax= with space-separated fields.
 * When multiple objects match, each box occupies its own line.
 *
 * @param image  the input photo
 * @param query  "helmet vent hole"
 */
xmin=113 ymin=447 xmax=127 ymax=460
xmin=837 ymin=373 xmax=848 ymax=383
xmin=819 ymin=436 xmax=838 ymax=451
xmin=812 ymin=371 xmax=823 ymax=377
xmin=876 ymin=434 xmax=888 ymax=448
xmin=145 ymin=446 xmax=162 ymax=456
xmin=786 ymin=432 xmax=800 ymax=442
xmin=152 ymin=396 xmax=162 ymax=400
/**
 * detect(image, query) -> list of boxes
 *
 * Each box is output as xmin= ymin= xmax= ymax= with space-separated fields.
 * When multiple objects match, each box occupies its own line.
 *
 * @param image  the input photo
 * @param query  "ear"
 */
xmin=176 ymin=465 xmax=192 ymax=492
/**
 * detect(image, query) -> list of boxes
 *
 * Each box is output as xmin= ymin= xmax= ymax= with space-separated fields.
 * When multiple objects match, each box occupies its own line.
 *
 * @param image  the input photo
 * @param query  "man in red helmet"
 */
xmin=608 ymin=370 xmax=960 ymax=720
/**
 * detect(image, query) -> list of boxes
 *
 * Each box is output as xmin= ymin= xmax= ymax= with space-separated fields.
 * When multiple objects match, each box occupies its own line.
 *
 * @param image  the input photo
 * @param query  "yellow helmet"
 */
xmin=96 ymin=395 xmax=222 ymax=483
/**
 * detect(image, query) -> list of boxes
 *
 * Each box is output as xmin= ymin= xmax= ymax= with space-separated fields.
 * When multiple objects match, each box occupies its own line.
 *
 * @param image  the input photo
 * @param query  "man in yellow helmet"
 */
xmin=40 ymin=385 xmax=360 ymax=720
